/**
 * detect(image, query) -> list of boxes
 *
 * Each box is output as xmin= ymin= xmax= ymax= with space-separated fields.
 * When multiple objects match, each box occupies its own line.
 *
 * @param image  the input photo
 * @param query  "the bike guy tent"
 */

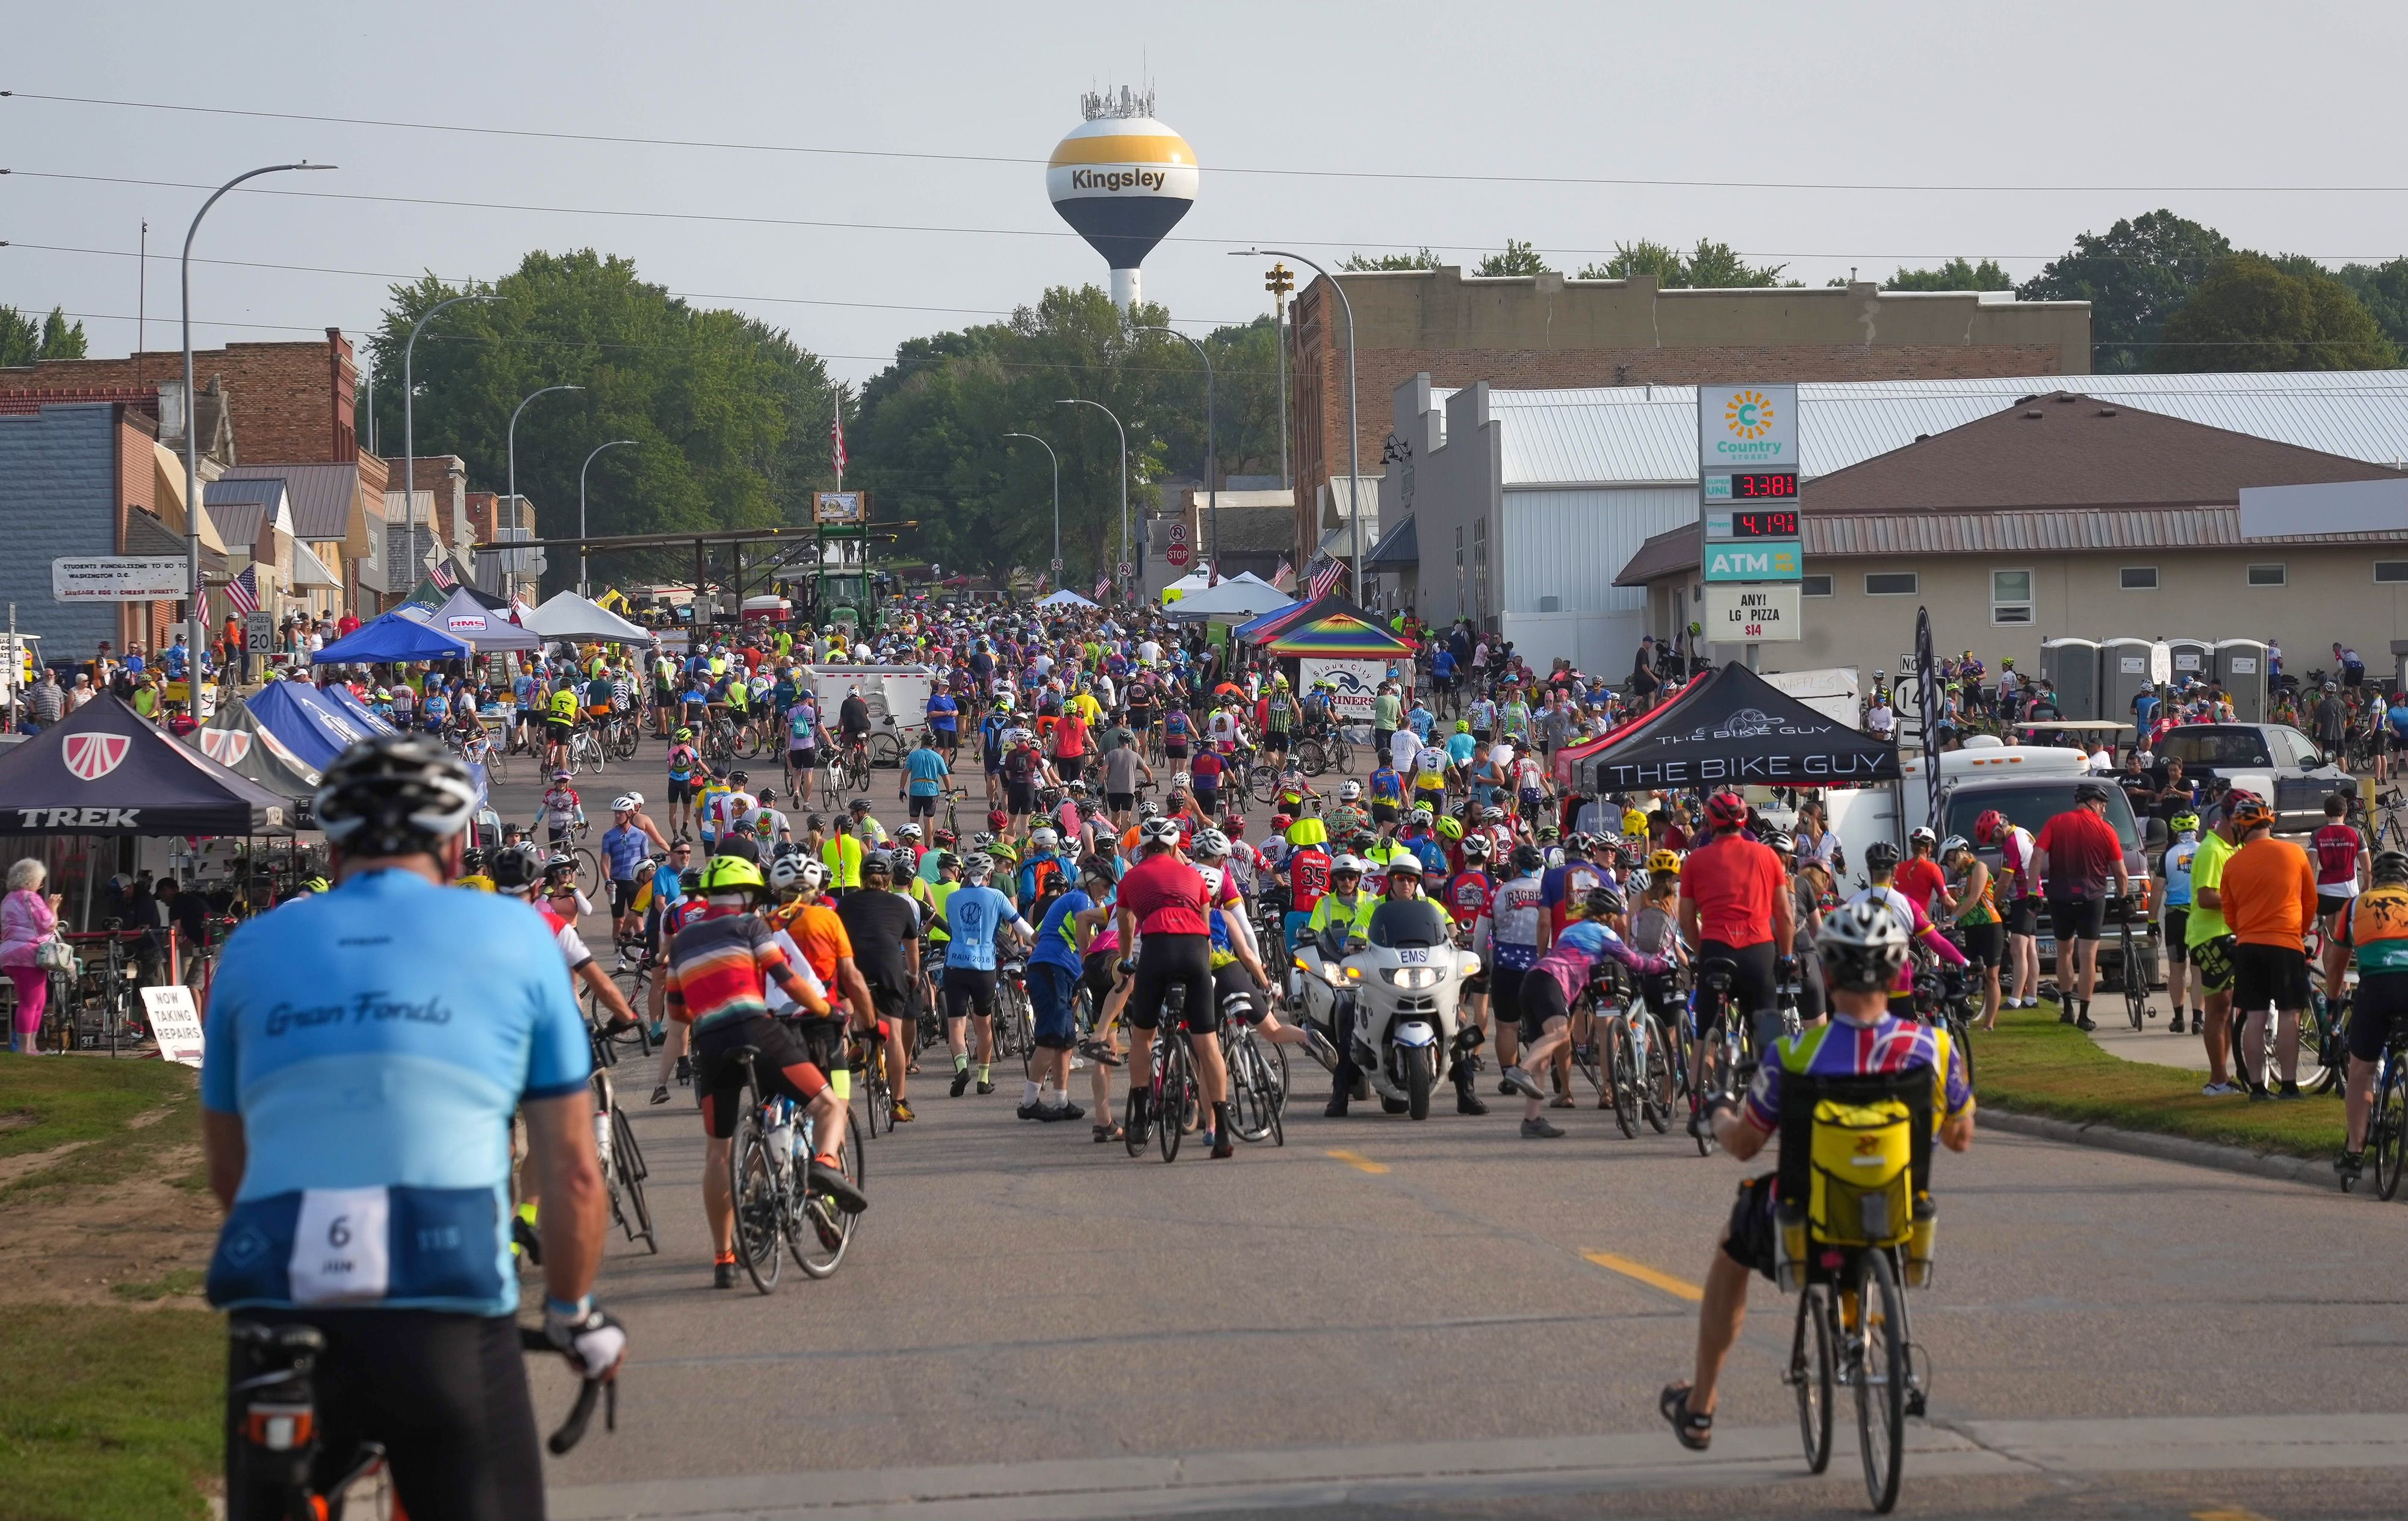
xmin=246 ymin=679 xmax=394 ymax=771
xmin=1564 ymin=662 xmax=1899 ymax=796
xmin=194 ymin=694 xmax=321 ymax=809
xmin=311 ymin=611 xmax=473 ymax=665
xmin=0 ymin=693 xmax=293 ymax=835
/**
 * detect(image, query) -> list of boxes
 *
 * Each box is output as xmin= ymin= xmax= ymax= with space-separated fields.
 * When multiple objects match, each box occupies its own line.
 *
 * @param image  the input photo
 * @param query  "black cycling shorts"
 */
xmin=907 ymin=794 xmax=937 ymax=820
xmin=2047 ymin=895 xmax=2106 ymax=944
xmin=2232 ymin=941 xmax=2312 ymax=1013
xmin=2163 ymin=907 xmax=2191 ymax=962
xmin=1489 ymin=964 xmax=1528 ymax=1031
xmin=1721 ymin=1173 xmax=1783 ymax=1284
xmin=1108 ymin=791 xmax=1135 ymax=814
xmin=1214 ymin=960 xmax=1266 ymax=1025
xmin=1056 ymin=755 xmax=1085 ymax=783
xmin=1696 ymin=939 xmax=1780 ymax=1023
xmin=2005 ymin=897 xmax=2040 ymax=936
xmin=1956 ymin=921 xmax=2003 ymax=968
xmin=1126 ymin=933 xmax=1218 ymax=1034
xmin=1079 ymin=950 xmax=1120 ymax=1019
xmin=610 ymin=878 xmax=638 ymax=916
xmin=668 ymin=778 xmax=695 ymax=804
xmin=691 ymin=1015 xmax=829 ymax=1139
xmin=1005 ymin=781 xmax=1037 ymax=815
xmin=1518 ymin=967 xmax=1570 ymax=1044
xmin=2319 ymin=894 xmax=2357 ymax=927
xmin=2191 ymin=933 xmax=2238 ymax=994
xmin=224 ymin=1308 xmax=542 ymax=1521
xmin=943 ymin=965 xmax=998 ymax=1020
xmin=2347 ymin=973 xmax=2408 ymax=1062
xmin=545 ymin=719 xmax=574 ymax=744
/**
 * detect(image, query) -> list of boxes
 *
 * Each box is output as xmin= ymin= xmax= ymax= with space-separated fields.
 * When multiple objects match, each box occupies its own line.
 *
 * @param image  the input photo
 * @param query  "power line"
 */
xmin=11 ymin=90 xmax=2408 ymax=194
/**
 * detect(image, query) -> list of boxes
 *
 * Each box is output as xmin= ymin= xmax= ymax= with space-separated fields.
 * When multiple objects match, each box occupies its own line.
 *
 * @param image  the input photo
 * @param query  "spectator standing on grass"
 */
xmin=2219 ymin=795 xmax=2318 ymax=1100
xmin=1 ymin=859 xmax=63 ymax=1054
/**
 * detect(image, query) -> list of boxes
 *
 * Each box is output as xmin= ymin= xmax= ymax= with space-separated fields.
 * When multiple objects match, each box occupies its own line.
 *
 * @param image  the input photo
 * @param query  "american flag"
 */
xmin=1271 ymin=558 xmax=1294 ymax=591
xmin=1308 ymin=555 xmax=1347 ymax=600
xmin=830 ymin=391 xmax=848 ymax=477
xmin=1094 ymin=573 xmax=1111 ymax=601
xmin=225 ymin=564 xmax=259 ymax=615
xmin=429 ymin=559 xmax=456 ymax=590
xmin=1032 ymin=572 xmax=1048 ymax=596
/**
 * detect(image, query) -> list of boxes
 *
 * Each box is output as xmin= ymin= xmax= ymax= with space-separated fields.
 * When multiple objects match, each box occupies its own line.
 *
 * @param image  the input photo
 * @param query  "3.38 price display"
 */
xmin=1731 ymin=472 xmax=1798 ymax=499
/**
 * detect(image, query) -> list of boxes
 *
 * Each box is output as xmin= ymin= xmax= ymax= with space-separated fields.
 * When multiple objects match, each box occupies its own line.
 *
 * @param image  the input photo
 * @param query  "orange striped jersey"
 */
xmin=2354 ymin=884 xmax=2408 ymax=976
xmin=664 ymin=907 xmax=792 ymax=1033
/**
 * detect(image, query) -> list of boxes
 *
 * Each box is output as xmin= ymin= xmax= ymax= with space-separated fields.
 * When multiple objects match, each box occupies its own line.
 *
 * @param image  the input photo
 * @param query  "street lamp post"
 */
xmin=1055 ymin=398 xmax=1128 ymax=593
xmin=1138 ymin=326 xmax=1216 ymax=586
xmin=1234 ymin=249 xmax=1359 ymax=603
xmin=402 ymin=291 xmax=500 ymax=588
xmin=507 ymin=384 xmax=582 ymax=597
xmin=578 ymin=440 xmax=639 ymax=597
xmin=1002 ymin=432 xmax=1061 ymax=573
xmin=180 ymin=161 xmax=334 ymax=717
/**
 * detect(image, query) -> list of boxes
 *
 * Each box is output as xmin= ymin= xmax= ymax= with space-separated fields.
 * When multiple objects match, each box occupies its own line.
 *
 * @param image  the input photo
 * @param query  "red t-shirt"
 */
xmin=2313 ymin=823 xmax=2365 ymax=891
xmin=2035 ymin=807 xmax=2124 ymax=900
xmin=1287 ymin=847 xmax=1333 ymax=913
xmin=1053 ymin=712 xmax=1089 ymax=759
xmin=1679 ymin=831 xmax=1784 ymax=947
xmin=1117 ymin=852 xmax=1211 ymax=938
xmin=1445 ymin=869 xmax=1496 ymax=924
xmin=1893 ymin=857 xmax=1947 ymax=919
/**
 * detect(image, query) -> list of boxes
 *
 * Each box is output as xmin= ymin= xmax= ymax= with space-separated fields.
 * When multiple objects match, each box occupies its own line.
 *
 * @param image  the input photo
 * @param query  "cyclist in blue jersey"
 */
xmin=901 ymin=732 xmax=952 ymax=823
xmin=202 ymin=736 xmax=623 ymax=1520
xmin=941 ymin=853 xmax=1033 ymax=1097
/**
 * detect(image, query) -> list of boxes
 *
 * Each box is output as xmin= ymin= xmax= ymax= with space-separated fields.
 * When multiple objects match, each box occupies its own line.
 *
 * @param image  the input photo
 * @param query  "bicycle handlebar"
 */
xmin=516 ymin=1326 xmax=616 ymax=1454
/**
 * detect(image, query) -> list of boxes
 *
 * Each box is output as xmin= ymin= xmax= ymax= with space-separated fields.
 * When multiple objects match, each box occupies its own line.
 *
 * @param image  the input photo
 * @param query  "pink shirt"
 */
xmin=1 ymin=888 xmax=58 ymax=968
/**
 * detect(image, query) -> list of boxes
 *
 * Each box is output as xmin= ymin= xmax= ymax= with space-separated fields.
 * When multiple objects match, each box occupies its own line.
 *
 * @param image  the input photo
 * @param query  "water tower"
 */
xmin=1047 ymin=86 xmax=1197 ymax=309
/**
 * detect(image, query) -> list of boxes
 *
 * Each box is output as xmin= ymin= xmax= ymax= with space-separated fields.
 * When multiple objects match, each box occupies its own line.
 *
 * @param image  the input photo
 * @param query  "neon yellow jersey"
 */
xmin=822 ymin=832 xmax=864 ymax=891
xmin=926 ymin=879 xmax=958 ymax=942
xmin=548 ymin=689 xmax=579 ymax=721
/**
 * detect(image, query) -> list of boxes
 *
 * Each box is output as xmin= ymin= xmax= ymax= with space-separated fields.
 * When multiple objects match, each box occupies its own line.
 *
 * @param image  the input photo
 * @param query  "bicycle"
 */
xmin=1125 ymin=982 xmax=1200 ymax=1163
xmin=586 ymin=1041 xmax=657 ymax=1255
xmin=992 ymin=959 xmax=1035 ymax=1064
xmin=224 ymin=1319 xmax=613 ymax=1520
xmin=724 ymin=1047 xmax=864 ymax=1292
xmin=1220 ymin=984 xmax=1288 ymax=1146
xmin=2359 ymin=1007 xmax=2408 ymax=1197
xmin=455 ymin=727 xmax=509 ymax=785
xmin=852 ymin=1024 xmax=896 ymax=1139
xmin=833 ymin=739 xmax=872 ymax=797
xmin=2113 ymin=897 xmax=2157 ymax=1032
xmin=566 ymin=724 xmax=607 ymax=777
xmin=1685 ymin=958 xmax=1743 ymax=1157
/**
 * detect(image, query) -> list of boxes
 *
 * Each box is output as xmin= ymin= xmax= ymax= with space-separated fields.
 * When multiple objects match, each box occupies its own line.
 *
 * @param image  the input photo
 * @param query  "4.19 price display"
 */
xmin=1730 ymin=508 xmax=1799 ymax=538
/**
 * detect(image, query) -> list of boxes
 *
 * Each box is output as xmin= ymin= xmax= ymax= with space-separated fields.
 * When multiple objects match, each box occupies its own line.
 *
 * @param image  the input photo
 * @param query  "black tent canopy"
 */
xmin=1575 ymin=662 xmax=1899 ymax=794
xmin=193 ymin=695 xmax=322 ymax=814
xmin=0 ymin=694 xmax=294 ymax=835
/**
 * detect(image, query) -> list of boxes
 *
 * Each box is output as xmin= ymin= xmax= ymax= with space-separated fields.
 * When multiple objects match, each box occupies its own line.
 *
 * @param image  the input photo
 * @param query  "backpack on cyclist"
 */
xmin=1004 ymin=742 xmax=1037 ymax=785
xmin=1771 ymin=1050 xmax=1941 ymax=1291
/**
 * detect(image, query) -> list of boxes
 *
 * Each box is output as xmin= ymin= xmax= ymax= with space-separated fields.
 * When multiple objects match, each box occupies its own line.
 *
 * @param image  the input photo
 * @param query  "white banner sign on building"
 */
xmin=53 ymin=557 xmax=189 ymax=602
xmin=1299 ymin=657 xmax=1391 ymax=722
xmin=1704 ymin=583 xmax=1804 ymax=643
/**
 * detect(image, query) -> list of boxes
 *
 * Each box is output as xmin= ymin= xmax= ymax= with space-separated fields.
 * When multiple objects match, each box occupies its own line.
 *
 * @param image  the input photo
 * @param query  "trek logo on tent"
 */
xmin=199 ymin=730 xmax=253 ymax=766
xmin=63 ymin=733 xmax=130 ymax=782
xmin=17 ymin=806 xmax=141 ymax=827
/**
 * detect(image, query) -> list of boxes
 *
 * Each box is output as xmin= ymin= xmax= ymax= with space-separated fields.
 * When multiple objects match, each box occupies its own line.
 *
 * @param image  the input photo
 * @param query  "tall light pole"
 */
xmin=1138 ymin=325 xmax=1217 ymax=586
xmin=1235 ymin=249 xmax=1359 ymax=603
xmin=181 ymin=161 xmax=334 ymax=717
xmin=1055 ymin=398 xmax=1128 ymax=594
xmin=1002 ymin=432 xmax=1061 ymax=574
xmin=402 ymin=291 xmax=498 ymax=587
xmin=578 ymin=439 xmax=638 ymax=597
xmin=507 ymin=384 xmax=582 ymax=595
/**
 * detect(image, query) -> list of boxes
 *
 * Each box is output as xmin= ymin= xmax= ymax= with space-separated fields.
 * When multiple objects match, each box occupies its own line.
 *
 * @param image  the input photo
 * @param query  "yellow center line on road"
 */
xmin=2193 ymin=1511 xmax=2278 ymax=1521
xmin=1324 ymin=1149 xmax=1390 ymax=1174
xmin=1582 ymin=1251 xmax=1704 ymax=1302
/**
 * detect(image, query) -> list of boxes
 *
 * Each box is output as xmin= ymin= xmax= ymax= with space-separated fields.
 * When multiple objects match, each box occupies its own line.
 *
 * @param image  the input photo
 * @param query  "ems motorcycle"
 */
xmin=1293 ymin=936 xmax=1482 ymax=1120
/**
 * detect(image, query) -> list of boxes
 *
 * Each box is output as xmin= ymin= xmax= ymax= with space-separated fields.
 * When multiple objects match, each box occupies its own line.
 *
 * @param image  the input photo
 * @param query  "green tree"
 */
xmin=1475 ymin=238 xmax=1551 ymax=277
xmin=2155 ymin=253 xmax=2397 ymax=372
xmin=0 ymin=305 xmax=88 ymax=367
xmin=1884 ymin=258 xmax=2012 ymax=292
xmin=1574 ymin=239 xmax=1783 ymax=287
xmin=2018 ymin=210 xmax=2232 ymax=372
xmin=1339 ymin=248 xmax=1438 ymax=272
xmin=364 ymin=250 xmax=836 ymax=593
xmin=2336 ymin=258 xmax=2408 ymax=351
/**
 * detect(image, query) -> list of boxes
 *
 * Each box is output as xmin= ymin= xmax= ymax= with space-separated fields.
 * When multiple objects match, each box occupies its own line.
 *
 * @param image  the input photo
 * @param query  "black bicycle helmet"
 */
xmin=1511 ymin=844 xmax=1546 ymax=874
xmin=1863 ymin=839 xmax=1901 ymax=872
xmin=1816 ymin=898 xmax=1911 ymax=993
xmin=489 ymin=842 xmax=544 ymax=894
xmin=314 ymin=736 xmax=480 ymax=859
xmin=1582 ymin=883 xmax=1625 ymax=920
xmin=2375 ymin=850 xmax=2408 ymax=888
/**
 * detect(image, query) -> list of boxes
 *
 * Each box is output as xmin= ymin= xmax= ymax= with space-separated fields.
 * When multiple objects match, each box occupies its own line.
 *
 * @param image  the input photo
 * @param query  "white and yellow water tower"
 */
xmin=1047 ymin=87 xmax=1197 ymax=310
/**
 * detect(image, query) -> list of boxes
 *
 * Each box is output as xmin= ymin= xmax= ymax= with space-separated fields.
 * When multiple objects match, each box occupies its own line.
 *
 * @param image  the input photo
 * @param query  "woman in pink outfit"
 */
xmin=1 ymin=858 xmax=62 ymax=1053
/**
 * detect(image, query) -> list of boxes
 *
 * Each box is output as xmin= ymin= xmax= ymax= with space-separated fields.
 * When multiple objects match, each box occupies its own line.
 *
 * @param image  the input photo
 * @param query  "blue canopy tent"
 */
xmin=311 ymin=611 xmax=472 ymax=666
xmin=246 ymin=680 xmax=394 ymax=771
xmin=323 ymin=683 xmax=396 ymax=735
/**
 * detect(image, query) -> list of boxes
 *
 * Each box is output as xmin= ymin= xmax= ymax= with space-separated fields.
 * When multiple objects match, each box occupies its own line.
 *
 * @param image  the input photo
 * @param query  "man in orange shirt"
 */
xmin=2217 ymin=795 xmax=2319 ymax=1100
xmin=766 ymin=856 xmax=877 ymax=1044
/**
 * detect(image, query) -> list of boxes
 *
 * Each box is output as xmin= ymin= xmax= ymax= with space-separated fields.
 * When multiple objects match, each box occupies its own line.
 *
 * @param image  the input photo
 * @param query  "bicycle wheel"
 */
xmin=1947 ymin=1013 xmax=1978 ymax=1093
xmin=1124 ymin=1054 xmax=1151 ymax=1159
xmin=2121 ymin=922 xmax=2147 ymax=1030
xmin=1294 ymin=738 xmax=1329 ymax=777
xmin=1855 ymin=1251 xmax=1907 ymax=1514
xmin=730 ymin=1093 xmax=783 ymax=1293
xmin=1248 ymin=767 xmax=1280 ymax=805
xmin=2374 ymin=1057 xmax=2407 ymax=1200
xmin=868 ymin=733 xmax=904 ymax=768
xmin=1160 ymin=1039 xmax=1195 ymax=1163
xmin=793 ymin=1110 xmax=862 ymax=1280
xmin=1335 ymin=736 xmax=1356 ymax=774
xmin=1608 ymin=1019 xmax=1639 ymax=1138
xmin=485 ymin=745 xmax=510 ymax=783
xmin=1790 ymin=1283 xmax=1834 ymax=1474
xmin=1641 ymin=1013 xmax=1676 ymax=1133
xmin=575 ymin=847 xmax=602 ymax=900
xmin=611 ymin=1106 xmax=657 ymax=1253
xmin=1225 ymin=1034 xmax=1274 ymax=1143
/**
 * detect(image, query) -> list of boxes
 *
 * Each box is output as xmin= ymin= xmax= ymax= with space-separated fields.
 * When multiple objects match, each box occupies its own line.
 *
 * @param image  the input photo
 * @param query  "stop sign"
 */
xmin=1165 ymin=541 xmax=1192 ymax=569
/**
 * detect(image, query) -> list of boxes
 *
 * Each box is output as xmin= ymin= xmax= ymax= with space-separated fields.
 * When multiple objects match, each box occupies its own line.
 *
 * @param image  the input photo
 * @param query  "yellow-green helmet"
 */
xmin=699 ymin=854 xmax=766 ymax=896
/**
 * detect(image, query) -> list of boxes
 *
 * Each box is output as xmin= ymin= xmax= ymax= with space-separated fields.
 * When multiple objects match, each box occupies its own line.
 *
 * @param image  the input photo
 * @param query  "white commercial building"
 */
xmin=1383 ymin=370 xmax=2408 ymax=676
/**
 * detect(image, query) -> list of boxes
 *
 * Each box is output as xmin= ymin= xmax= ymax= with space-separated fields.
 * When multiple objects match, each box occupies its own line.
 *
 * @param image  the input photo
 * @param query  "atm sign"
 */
xmin=1701 ymin=540 xmax=1803 ymax=582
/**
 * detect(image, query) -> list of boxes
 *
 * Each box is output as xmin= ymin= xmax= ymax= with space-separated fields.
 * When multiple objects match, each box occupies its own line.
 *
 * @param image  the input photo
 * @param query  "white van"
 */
xmin=1828 ymin=735 xmax=2092 ymax=882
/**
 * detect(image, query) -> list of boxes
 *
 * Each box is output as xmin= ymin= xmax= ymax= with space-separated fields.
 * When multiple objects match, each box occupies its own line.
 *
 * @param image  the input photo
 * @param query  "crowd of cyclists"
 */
xmin=196 ymin=591 xmax=2408 ymax=1516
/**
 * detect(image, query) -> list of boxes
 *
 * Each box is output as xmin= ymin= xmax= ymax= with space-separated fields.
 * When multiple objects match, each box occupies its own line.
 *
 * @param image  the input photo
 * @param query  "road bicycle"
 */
xmin=1220 ymin=983 xmax=1288 ymax=1146
xmin=852 ymin=1024 xmax=896 ymax=1139
xmin=548 ymin=821 xmax=603 ymax=901
xmin=225 ymin=1320 xmax=613 ymax=1521
xmin=2356 ymin=1006 xmax=2408 ymax=1197
xmin=1125 ymin=983 xmax=1201 ymax=1163
xmin=1590 ymin=966 xmax=1675 ymax=1138
xmin=606 ymin=711 xmax=642 ymax=763
xmin=585 ymin=1028 xmax=657 ymax=1256
xmin=832 ymin=739 xmax=873 ymax=797
xmin=725 ymin=1047 xmax=864 ymax=1292
xmin=2111 ymin=895 xmax=2159 ymax=1031
xmin=453 ymin=726 xmax=509 ymax=784
xmin=991 ymin=959 xmax=1035 ymax=1065
xmin=1685 ymin=957 xmax=1744 ymax=1156
xmin=565 ymin=724 xmax=607 ymax=777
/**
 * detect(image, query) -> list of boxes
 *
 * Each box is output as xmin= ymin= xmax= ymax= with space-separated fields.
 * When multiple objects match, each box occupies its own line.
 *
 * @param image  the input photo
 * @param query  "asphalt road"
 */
xmin=491 ymin=736 xmax=2408 ymax=1521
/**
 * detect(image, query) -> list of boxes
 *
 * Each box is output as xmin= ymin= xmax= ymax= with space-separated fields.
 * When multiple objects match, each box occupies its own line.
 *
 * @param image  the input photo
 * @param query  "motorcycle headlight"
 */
xmin=1382 ymin=965 xmax=1442 ymax=989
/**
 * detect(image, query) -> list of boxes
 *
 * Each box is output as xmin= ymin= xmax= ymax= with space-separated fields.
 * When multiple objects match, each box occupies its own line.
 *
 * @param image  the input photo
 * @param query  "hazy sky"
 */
xmin=8 ymin=1 xmax=2406 ymax=385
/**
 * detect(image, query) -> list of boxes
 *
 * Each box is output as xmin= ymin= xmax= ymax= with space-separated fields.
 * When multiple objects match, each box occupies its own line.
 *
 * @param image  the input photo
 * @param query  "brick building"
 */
xmin=0 ymin=331 xmax=361 ymax=465
xmin=1288 ymin=266 xmax=2092 ymax=565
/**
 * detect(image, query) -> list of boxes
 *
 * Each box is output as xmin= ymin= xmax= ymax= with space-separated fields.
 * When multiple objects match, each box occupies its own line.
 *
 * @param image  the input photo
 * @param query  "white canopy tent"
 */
xmin=1160 ymin=572 xmax=1291 ymax=621
xmin=1035 ymin=588 xmax=1100 ymax=610
xmin=523 ymin=589 xmax=654 ymax=643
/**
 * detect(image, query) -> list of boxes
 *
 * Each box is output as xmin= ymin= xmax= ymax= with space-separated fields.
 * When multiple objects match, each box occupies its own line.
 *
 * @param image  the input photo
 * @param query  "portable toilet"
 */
xmin=2100 ymin=638 xmax=2159 ymax=725
xmin=2166 ymin=637 xmax=2214 ymax=692
xmin=2038 ymin=638 xmax=2102 ymax=721
xmin=2214 ymin=638 xmax=2270 ymax=723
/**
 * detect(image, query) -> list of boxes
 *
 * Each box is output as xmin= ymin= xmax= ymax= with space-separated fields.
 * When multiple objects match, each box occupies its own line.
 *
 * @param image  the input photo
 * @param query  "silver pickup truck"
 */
xmin=2149 ymin=724 xmax=2352 ymax=834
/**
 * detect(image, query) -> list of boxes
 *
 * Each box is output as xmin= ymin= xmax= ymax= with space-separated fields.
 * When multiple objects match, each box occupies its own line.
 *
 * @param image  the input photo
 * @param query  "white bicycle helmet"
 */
xmin=768 ymin=853 xmax=817 ymax=892
xmin=1462 ymin=833 xmax=1493 ymax=860
xmin=1817 ymin=898 xmax=1913 ymax=993
xmin=611 ymin=793 xmax=641 ymax=813
xmin=1192 ymin=828 xmax=1230 ymax=858
xmin=898 ymin=823 xmax=923 ymax=841
xmin=1139 ymin=816 xmax=1184 ymax=848
xmin=1339 ymin=780 xmax=1361 ymax=801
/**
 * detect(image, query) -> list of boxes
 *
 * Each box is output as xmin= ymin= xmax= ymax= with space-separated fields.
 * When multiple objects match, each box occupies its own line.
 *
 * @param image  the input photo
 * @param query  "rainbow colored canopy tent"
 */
xmin=1231 ymin=594 xmax=1413 ymax=657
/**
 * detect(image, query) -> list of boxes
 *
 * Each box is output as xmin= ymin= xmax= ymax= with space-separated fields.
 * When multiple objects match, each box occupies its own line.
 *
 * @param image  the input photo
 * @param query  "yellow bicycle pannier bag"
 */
xmin=1808 ymin=1097 xmax=1914 ymax=1248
